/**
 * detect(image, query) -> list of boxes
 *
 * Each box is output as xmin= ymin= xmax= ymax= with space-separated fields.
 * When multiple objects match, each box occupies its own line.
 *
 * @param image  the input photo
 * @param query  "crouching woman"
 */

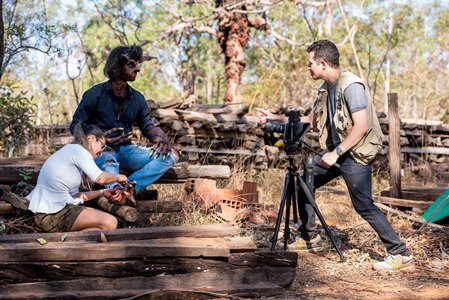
xmin=26 ymin=124 xmax=128 ymax=232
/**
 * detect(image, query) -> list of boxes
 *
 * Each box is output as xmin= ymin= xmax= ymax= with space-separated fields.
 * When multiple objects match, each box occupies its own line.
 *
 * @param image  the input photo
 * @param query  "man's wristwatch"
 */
xmin=336 ymin=146 xmax=345 ymax=156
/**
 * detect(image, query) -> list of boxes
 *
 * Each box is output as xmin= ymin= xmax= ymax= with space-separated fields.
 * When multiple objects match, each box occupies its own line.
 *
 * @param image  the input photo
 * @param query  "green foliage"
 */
xmin=0 ymin=88 xmax=36 ymax=157
xmin=1 ymin=0 xmax=78 ymax=78
xmin=3 ymin=0 xmax=449 ymax=123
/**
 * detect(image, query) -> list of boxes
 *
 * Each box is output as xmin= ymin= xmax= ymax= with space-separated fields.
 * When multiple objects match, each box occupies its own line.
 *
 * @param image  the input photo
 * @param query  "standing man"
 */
xmin=256 ymin=40 xmax=413 ymax=272
xmin=70 ymin=45 xmax=178 ymax=196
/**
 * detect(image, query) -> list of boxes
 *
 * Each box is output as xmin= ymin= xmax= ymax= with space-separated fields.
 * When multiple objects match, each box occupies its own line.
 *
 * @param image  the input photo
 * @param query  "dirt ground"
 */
xmin=248 ymin=186 xmax=449 ymax=300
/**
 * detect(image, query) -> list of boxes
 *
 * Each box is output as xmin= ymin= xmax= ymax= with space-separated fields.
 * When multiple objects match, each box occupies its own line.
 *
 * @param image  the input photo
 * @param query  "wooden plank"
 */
xmin=0 ymin=159 xmax=231 ymax=184
xmin=375 ymin=203 xmax=445 ymax=229
xmin=0 ymin=236 xmax=256 ymax=262
xmin=374 ymin=195 xmax=431 ymax=210
xmin=0 ymin=284 xmax=281 ymax=299
xmin=0 ymin=224 xmax=238 ymax=244
xmin=388 ymin=93 xmax=401 ymax=198
xmin=381 ymin=187 xmax=448 ymax=201
xmin=401 ymin=146 xmax=449 ymax=155
xmin=0 ymin=237 xmax=255 ymax=262
xmin=0 ymin=251 xmax=297 ymax=284
xmin=0 ymin=267 xmax=291 ymax=299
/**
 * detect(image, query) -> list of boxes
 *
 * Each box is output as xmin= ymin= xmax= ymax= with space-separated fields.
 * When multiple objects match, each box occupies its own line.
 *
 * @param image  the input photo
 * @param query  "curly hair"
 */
xmin=306 ymin=40 xmax=340 ymax=68
xmin=103 ymin=45 xmax=143 ymax=80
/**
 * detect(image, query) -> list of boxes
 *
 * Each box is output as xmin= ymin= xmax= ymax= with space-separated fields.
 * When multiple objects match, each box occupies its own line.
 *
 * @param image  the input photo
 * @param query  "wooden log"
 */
xmin=174 ymin=109 xmax=217 ymax=123
xmin=136 ymin=199 xmax=183 ymax=213
xmin=96 ymin=197 xmax=139 ymax=223
xmin=0 ymin=185 xmax=29 ymax=210
xmin=187 ymin=104 xmax=233 ymax=114
xmin=0 ymin=224 xmax=238 ymax=244
xmin=388 ymin=93 xmax=401 ymax=198
xmin=0 ymin=267 xmax=293 ymax=298
xmin=150 ymin=108 xmax=179 ymax=119
xmin=0 ymin=201 xmax=15 ymax=214
xmin=157 ymin=98 xmax=183 ymax=109
xmin=0 ymin=251 xmax=297 ymax=285
xmin=380 ymin=187 xmax=448 ymax=202
xmin=0 ymin=236 xmax=257 ymax=262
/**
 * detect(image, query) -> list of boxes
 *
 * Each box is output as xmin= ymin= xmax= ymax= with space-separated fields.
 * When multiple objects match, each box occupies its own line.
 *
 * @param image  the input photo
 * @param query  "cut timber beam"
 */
xmin=0 ymin=157 xmax=231 ymax=184
xmin=0 ymin=224 xmax=238 ymax=244
xmin=374 ymin=195 xmax=431 ymax=210
xmin=0 ymin=251 xmax=297 ymax=285
xmin=0 ymin=236 xmax=256 ymax=262
xmin=0 ymin=267 xmax=295 ymax=299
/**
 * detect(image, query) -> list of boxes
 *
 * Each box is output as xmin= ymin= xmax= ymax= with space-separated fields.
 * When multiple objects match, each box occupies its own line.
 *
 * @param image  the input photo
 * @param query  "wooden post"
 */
xmin=388 ymin=93 xmax=401 ymax=198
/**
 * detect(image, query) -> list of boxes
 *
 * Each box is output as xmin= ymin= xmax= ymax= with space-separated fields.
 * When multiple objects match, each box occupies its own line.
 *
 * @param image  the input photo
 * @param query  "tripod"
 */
xmin=270 ymin=151 xmax=347 ymax=262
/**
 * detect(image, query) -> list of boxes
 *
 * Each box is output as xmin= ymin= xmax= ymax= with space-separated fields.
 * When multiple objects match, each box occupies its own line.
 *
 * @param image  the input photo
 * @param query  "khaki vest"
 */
xmin=314 ymin=71 xmax=383 ymax=165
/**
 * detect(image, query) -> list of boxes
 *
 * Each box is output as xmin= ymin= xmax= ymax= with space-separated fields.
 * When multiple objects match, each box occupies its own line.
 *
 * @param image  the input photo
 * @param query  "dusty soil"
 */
xmin=248 ymin=186 xmax=449 ymax=300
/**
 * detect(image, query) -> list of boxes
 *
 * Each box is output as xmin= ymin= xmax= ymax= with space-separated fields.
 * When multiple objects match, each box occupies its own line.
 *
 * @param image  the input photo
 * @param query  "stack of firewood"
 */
xmin=24 ymin=102 xmax=449 ymax=169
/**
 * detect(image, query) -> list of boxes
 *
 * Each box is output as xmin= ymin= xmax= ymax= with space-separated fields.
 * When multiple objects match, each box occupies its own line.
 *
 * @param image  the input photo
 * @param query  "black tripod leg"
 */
xmin=283 ymin=175 xmax=296 ymax=250
xmin=271 ymin=173 xmax=292 ymax=251
xmin=297 ymin=177 xmax=347 ymax=262
xmin=291 ymin=175 xmax=299 ymax=224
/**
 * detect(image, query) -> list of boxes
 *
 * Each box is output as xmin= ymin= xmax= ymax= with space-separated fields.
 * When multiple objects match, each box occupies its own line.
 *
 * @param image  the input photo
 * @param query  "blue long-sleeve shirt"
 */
xmin=70 ymin=80 xmax=154 ymax=143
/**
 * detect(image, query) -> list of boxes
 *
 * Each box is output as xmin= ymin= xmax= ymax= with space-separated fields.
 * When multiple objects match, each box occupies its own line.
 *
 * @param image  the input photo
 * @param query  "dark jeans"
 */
xmin=298 ymin=150 xmax=410 ymax=256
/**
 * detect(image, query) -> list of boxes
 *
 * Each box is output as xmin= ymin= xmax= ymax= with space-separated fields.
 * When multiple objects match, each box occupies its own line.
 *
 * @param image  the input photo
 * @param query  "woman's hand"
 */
xmin=116 ymin=174 xmax=128 ymax=185
xmin=102 ymin=188 xmax=124 ymax=202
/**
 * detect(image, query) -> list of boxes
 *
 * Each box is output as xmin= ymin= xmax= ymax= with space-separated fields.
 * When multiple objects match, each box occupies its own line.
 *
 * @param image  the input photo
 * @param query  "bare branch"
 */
xmin=292 ymin=0 xmax=332 ymax=7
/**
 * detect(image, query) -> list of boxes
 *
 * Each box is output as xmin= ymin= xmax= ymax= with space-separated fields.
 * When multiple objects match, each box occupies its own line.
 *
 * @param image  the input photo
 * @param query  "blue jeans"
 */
xmin=298 ymin=150 xmax=410 ymax=256
xmin=95 ymin=144 xmax=178 ymax=193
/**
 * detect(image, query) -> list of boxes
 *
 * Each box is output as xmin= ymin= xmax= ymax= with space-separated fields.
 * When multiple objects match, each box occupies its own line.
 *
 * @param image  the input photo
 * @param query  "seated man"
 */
xmin=70 ymin=45 xmax=178 ymax=195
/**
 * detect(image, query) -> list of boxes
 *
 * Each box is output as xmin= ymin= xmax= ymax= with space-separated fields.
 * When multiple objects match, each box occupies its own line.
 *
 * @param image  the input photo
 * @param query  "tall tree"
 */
xmin=0 ymin=0 xmax=63 ymax=80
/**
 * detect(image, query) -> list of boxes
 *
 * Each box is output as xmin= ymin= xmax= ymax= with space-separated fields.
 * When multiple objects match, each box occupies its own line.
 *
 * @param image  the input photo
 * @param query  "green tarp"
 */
xmin=422 ymin=188 xmax=449 ymax=222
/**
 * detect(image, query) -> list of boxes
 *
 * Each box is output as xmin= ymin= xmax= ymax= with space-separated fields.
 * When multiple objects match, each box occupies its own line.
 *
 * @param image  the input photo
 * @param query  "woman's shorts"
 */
xmin=34 ymin=204 xmax=85 ymax=233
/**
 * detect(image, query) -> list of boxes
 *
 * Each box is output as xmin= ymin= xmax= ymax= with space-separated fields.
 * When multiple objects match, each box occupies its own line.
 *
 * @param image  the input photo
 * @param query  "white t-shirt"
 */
xmin=26 ymin=144 xmax=103 ymax=214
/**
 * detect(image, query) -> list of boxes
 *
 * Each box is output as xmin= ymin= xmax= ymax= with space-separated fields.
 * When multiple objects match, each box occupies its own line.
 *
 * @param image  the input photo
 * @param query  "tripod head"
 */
xmin=264 ymin=109 xmax=310 ymax=156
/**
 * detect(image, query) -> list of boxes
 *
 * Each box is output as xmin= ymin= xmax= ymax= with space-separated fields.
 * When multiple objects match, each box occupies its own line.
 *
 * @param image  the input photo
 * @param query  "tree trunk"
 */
xmin=218 ymin=7 xmax=249 ymax=105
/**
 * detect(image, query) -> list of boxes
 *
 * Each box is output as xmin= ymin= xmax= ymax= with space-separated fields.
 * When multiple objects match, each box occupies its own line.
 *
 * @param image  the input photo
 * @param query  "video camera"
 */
xmin=264 ymin=109 xmax=309 ymax=155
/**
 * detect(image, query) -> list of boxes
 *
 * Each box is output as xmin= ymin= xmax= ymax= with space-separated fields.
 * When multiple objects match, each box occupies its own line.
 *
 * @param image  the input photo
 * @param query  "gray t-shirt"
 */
xmin=328 ymin=82 xmax=368 ymax=146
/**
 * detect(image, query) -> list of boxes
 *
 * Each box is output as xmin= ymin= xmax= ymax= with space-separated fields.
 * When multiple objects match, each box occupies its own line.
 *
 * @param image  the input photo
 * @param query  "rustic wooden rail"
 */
xmin=0 ymin=157 xmax=230 ymax=185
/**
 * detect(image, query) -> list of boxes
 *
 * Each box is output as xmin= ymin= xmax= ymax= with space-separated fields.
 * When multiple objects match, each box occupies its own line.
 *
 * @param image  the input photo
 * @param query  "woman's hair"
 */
xmin=104 ymin=45 xmax=143 ymax=80
xmin=72 ymin=123 xmax=104 ymax=150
